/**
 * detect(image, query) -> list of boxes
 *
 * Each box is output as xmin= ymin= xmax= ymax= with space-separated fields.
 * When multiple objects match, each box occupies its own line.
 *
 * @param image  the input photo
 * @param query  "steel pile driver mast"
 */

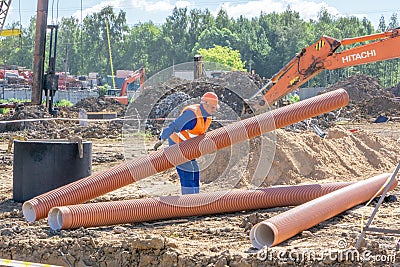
xmin=0 ymin=0 xmax=11 ymax=33
xmin=0 ymin=0 xmax=20 ymax=37
xmin=0 ymin=0 xmax=60 ymax=113
xmin=0 ymin=0 xmax=54 ymax=111
xmin=245 ymin=27 xmax=400 ymax=116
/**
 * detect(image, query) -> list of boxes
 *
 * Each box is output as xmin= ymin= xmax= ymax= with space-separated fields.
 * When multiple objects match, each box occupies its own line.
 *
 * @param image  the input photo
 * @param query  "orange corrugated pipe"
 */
xmin=23 ymin=89 xmax=349 ymax=222
xmin=250 ymin=173 xmax=398 ymax=248
xmin=48 ymin=182 xmax=354 ymax=230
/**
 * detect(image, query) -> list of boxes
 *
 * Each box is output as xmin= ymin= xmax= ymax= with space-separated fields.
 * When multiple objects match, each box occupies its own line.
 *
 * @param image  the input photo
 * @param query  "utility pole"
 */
xmin=31 ymin=0 xmax=48 ymax=105
xmin=194 ymin=55 xmax=203 ymax=79
xmin=64 ymin=27 xmax=69 ymax=89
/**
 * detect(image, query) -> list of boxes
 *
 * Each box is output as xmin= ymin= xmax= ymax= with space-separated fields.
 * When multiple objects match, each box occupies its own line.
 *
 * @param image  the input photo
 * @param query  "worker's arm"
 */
xmin=160 ymin=104 xmax=212 ymax=141
xmin=154 ymin=110 xmax=197 ymax=150
xmin=160 ymin=110 xmax=196 ymax=140
xmin=160 ymin=110 xmax=197 ymax=140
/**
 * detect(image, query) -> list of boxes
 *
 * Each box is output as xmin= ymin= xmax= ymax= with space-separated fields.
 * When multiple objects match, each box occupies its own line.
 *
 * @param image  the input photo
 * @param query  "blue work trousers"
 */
xmin=168 ymin=137 xmax=200 ymax=194
xmin=176 ymin=159 xmax=200 ymax=195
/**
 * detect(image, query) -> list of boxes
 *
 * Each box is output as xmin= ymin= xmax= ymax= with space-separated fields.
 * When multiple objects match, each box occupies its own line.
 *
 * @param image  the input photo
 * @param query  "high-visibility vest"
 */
xmin=170 ymin=104 xmax=212 ymax=143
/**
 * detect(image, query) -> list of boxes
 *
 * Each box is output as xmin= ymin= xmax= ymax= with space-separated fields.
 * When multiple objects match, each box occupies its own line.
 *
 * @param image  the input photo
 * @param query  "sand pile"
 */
xmin=200 ymin=126 xmax=399 ymax=188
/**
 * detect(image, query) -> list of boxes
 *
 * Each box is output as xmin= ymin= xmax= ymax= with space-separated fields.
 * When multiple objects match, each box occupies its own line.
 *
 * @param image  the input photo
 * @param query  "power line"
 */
xmin=5 ymin=1 xmax=400 ymax=29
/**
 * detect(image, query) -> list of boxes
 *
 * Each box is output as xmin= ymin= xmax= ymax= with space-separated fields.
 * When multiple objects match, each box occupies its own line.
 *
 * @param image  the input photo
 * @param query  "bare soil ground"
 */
xmin=0 ymin=121 xmax=399 ymax=267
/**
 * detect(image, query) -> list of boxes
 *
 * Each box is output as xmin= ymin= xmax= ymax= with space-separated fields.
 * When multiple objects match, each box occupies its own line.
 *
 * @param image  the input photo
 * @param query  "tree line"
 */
xmin=0 ymin=6 xmax=399 ymax=88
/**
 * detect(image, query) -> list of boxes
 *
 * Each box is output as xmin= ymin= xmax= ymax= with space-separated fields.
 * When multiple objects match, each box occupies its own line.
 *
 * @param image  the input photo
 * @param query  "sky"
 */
xmin=4 ymin=0 xmax=400 ymax=31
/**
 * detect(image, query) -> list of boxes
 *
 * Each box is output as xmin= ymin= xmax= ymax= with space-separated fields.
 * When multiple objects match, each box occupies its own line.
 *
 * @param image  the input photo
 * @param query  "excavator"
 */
xmin=107 ymin=66 xmax=146 ymax=105
xmin=245 ymin=27 xmax=400 ymax=116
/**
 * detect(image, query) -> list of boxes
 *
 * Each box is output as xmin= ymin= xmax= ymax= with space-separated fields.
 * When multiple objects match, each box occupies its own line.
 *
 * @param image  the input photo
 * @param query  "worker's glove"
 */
xmin=153 ymin=139 xmax=165 ymax=151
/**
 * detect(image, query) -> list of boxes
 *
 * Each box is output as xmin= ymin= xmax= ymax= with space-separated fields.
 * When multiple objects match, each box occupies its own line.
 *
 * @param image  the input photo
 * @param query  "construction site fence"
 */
xmin=0 ymin=87 xmax=326 ymax=105
xmin=0 ymin=88 xmax=98 ymax=104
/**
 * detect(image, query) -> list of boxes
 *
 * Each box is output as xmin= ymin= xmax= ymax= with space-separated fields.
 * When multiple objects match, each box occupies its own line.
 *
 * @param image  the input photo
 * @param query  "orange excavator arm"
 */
xmin=119 ymin=67 xmax=145 ymax=97
xmin=247 ymin=27 xmax=400 ymax=115
xmin=107 ymin=67 xmax=146 ymax=105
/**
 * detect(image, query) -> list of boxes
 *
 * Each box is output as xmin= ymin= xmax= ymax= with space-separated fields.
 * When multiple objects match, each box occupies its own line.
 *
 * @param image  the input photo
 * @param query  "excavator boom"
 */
xmin=326 ymin=30 xmax=400 ymax=70
xmin=247 ymin=27 xmax=400 ymax=116
xmin=108 ymin=67 xmax=145 ymax=105
xmin=119 ymin=67 xmax=146 ymax=97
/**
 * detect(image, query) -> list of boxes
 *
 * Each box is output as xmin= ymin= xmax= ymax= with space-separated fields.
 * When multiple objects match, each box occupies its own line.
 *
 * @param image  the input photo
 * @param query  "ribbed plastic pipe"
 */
xmin=47 ymin=181 xmax=354 ymax=230
xmin=23 ymin=89 xmax=349 ymax=222
xmin=250 ymin=173 xmax=397 ymax=248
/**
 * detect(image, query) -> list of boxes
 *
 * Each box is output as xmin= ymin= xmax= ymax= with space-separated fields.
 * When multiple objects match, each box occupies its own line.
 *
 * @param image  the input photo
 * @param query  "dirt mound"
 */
xmin=388 ymin=82 xmax=400 ymax=96
xmin=199 ymin=126 xmax=400 ymax=189
xmin=327 ymin=74 xmax=391 ymax=102
xmin=360 ymin=96 xmax=400 ymax=117
xmin=131 ymin=71 xmax=263 ymax=135
xmin=267 ymin=126 xmax=399 ymax=182
xmin=0 ymin=98 xmax=125 ymax=139
xmin=71 ymin=96 xmax=127 ymax=117
xmin=325 ymin=74 xmax=399 ymax=121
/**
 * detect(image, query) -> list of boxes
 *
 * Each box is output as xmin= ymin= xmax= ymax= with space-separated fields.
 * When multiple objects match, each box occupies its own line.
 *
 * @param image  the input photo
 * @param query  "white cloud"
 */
xmin=175 ymin=1 xmax=192 ymax=9
xmin=130 ymin=0 xmax=191 ymax=12
xmin=72 ymin=0 xmax=126 ymax=20
xmin=68 ymin=0 xmax=372 ymax=26
xmin=72 ymin=0 xmax=193 ymax=20
xmin=215 ymin=0 xmax=342 ymax=22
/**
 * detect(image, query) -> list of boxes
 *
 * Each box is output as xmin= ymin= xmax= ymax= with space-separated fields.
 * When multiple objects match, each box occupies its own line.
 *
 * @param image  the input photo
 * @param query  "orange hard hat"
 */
xmin=201 ymin=92 xmax=220 ymax=109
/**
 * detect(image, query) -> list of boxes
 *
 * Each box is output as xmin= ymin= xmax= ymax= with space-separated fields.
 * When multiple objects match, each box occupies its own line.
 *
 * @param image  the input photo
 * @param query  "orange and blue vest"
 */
xmin=169 ymin=104 xmax=212 ymax=143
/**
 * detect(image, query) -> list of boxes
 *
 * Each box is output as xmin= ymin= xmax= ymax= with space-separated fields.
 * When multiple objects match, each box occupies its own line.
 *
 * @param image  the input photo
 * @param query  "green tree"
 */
xmin=215 ymin=9 xmax=233 ymax=30
xmin=161 ymin=7 xmax=190 ymax=65
xmin=362 ymin=17 xmax=374 ymax=35
xmin=79 ymin=7 xmax=129 ymax=75
xmin=187 ymin=9 xmax=214 ymax=52
xmin=256 ymin=8 xmax=313 ymax=78
xmin=2 ymin=4 xmax=399 ymax=89
xmin=232 ymin=15 xmax=271 ymax=74
xmin=0 ymin=20 xmax=34 ymax=68
xmin=122 ymin=22 xmax=167 ymax=74
xmin=388 ymin=13 xmax=399 ymax=29
xmin=378 ymin=16 xmax=386 ymax=32
xmin=57 ymin=17 xmax=80 ymax=75
xmin=197 ymin=45 xmax=246 ymax=71
xmin=193 ymin=26 xmax=239 ymax=52
xmin=386 ymin=13 xmax=399 ymax=86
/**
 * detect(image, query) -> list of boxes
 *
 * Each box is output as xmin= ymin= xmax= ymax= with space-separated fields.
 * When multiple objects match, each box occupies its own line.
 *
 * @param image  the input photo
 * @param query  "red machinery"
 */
xmin=107 ymin=67 xmax=145 ymax=105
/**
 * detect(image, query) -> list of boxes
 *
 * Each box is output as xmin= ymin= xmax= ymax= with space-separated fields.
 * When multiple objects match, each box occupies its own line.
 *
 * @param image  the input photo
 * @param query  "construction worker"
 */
xmin=153 ymin=92 xmax=220 ymax=194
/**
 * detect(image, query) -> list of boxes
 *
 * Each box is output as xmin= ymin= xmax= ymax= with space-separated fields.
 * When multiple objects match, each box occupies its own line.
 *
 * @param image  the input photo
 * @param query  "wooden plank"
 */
xmin=364 ymin=227 xmax=400 ymax=235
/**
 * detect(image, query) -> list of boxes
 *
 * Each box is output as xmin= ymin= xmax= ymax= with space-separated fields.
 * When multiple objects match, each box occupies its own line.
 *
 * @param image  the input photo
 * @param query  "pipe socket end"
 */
xmin=22 ymin=201 xmax=37 ymax=222
xmin=250 ymin=222 xmax=276 ymax=249
xmin=48 ymin=207 xmax=69 ymax=230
